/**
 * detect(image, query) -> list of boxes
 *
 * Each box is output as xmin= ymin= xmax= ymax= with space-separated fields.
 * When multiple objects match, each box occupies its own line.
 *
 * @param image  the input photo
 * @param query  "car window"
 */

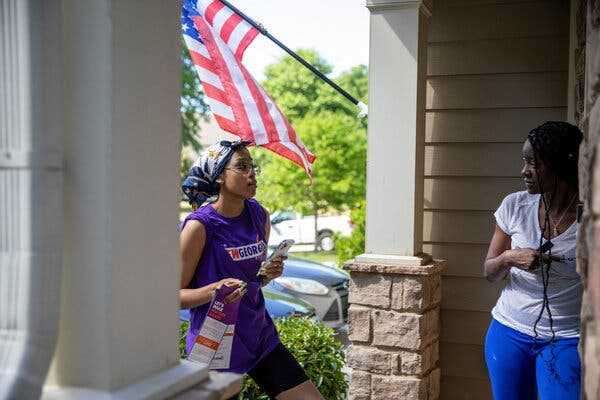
xmin=272 ymin=211 xmax=296 ymax=224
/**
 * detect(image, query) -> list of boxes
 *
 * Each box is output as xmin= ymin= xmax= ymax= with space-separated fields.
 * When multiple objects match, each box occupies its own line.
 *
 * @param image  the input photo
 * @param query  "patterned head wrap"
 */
xmin=182 ymin=140 xmax=251 ymax=207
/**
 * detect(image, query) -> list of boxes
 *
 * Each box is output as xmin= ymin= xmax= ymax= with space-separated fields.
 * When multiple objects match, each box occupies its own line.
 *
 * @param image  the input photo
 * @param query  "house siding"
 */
xmin=425 ymin=1 xmax=570 ymax=398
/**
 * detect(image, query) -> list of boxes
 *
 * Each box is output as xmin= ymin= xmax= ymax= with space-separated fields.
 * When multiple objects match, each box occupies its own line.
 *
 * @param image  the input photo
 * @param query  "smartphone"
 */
xmin=540 ymin=240 xmax=554 ymax=253
xmin=257 ymin=239 xmax=295 ymax=276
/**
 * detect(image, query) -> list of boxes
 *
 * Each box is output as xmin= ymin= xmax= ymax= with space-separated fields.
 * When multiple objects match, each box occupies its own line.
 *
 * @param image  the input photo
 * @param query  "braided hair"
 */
xmin=527 ymin=121 xmax=582 ymax=189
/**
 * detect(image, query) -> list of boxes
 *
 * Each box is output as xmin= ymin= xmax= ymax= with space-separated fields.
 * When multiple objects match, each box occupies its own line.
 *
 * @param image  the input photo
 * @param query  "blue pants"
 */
xmin=484 ymin=319 xmax=580 ymax=400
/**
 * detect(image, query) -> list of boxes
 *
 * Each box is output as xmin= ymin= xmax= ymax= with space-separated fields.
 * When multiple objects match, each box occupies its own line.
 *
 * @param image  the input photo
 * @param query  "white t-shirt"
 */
xmin=491 ymin=191 xmax=581 ymax=339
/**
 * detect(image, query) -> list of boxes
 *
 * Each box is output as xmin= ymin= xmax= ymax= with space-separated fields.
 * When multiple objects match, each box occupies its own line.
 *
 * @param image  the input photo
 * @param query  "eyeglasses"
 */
xmin=225 ymin=162 xmax=261 ymax=175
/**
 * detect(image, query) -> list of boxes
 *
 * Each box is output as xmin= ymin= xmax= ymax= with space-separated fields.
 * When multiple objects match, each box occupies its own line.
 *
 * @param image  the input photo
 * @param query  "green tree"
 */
xmin=262 ymin=49 xmax=368 ymax=124
xmin=255 ymin=50 xmax=368 ymax=249
xmin=314 ymin=64 xmax=368 ymax=125
xmin=254 ymin=111 xmax=366 ymax=248
xmin=262 ymin=49 xmax=333 ymax=122
xmin=335 ymin=199 xmax=366 ymax=265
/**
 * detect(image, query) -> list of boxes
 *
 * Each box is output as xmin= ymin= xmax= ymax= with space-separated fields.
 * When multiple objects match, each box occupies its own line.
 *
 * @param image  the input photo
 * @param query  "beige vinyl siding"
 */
xmin=441 ymin=376 xmax=492 ymax=400
xmin=425 ymin=1 xmax=569 ymax=399
xmin=425 ymin=108 xmax=567 ymax=143
xmin=429 ymin=1 xmax=568 ymax=42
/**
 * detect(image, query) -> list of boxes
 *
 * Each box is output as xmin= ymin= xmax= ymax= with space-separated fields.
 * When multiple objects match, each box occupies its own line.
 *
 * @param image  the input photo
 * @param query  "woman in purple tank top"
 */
xmin=179 ymin=140 xmax=323 ymax=400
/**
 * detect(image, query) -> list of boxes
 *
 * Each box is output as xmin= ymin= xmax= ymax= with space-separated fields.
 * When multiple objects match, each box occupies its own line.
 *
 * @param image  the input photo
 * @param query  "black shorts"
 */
xmin=247 ymin=342 xmax=309 ymax=399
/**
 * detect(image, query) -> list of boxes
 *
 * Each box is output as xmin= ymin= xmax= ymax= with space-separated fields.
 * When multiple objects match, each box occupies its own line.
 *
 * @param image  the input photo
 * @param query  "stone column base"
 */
xmin=345 ymin=257 xmax=444 ymax=400
xmin=172 ymin=371 xmax=242 ymax=400
xmin=43 ymin=362 xmax=241 ymax=400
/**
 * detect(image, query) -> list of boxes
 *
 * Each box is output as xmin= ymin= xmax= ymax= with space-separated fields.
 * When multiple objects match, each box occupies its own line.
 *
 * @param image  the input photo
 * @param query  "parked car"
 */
xmin=179 ymin=257 xmax=349 ymax=329
xmin=268 ymin=257 xmax=350 ymax=329
xmin=262 ymin=287 xmax=316 ymax=319
xmin=269 ymin=211 xmax=353 ymax=251
xmin=179 ymin=286 xmax=316 ymax=324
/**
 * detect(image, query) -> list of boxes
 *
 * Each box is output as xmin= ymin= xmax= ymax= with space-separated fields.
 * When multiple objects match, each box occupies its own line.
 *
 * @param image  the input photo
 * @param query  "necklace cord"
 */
xmin=532 ymin=175 xmax=557 ymax=344
xmin=548 ymin=192 xmax=578 ymax=236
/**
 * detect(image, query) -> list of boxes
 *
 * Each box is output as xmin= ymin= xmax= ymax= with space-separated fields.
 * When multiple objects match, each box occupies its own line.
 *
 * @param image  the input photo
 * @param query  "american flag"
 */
xmin=182 ymin=0 xmax=315 ymax=175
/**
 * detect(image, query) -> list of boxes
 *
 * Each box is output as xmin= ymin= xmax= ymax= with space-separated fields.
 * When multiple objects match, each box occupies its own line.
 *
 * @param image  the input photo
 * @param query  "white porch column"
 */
xmin=0 ymin=1 xmax=64 ymax=398
xmin=41 ymin=1 xmax=209 ymax=398
xmin=346 ymin=3 xmax=441 ymax=399
xmin=358 ymin=0 xmax=431 ymax=262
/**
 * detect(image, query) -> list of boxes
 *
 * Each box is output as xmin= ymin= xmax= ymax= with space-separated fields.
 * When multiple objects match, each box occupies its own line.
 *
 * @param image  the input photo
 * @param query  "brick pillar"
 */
xmin=345 ymin=259 xmax=443 ymax=400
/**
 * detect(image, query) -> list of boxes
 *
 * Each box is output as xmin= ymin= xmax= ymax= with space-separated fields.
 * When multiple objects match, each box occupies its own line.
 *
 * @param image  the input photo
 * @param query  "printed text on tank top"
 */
xmin=224 ymin=238 xmax=266 ymax=262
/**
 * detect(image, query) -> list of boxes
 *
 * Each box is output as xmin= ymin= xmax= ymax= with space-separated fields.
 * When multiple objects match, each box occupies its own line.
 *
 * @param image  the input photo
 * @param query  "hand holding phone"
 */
xmin=257 ymin=239 xmax=294 ymax=277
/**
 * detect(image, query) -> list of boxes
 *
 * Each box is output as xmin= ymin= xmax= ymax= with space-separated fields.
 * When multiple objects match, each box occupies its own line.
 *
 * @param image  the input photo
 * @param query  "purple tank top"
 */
xmin=183 ymin=199 xmax=280 ymax=373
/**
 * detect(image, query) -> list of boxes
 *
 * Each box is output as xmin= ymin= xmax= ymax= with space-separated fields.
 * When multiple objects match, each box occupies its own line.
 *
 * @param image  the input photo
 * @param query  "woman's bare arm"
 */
xmin=483 ymin=225 xmax=512 ymax=282
xmin=179 ymin=220 xmax=244 ymax=308
xmin=179 ymin=220 xmax=216 ymax=308
xmin=483 ymin=223 xmax=550 ymax=282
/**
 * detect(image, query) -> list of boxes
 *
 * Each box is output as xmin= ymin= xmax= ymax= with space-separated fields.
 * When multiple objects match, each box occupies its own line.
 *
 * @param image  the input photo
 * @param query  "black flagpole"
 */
xmin=220 ymin=0 xmax=367 ymax=116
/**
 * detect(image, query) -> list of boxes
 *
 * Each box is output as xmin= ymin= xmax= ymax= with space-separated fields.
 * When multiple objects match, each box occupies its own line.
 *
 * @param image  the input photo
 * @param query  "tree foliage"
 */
xmin=262 ymin=49 xmax=368 ymax=124
xmin=262 ymin=49 xmax=333 ymax=122
xmin=254 ymin=112 xmax=366 ymax=216
xmin=314 ymin=64 xmax=369 ymax=124
xmin=180 ymin=47 xmax=368 ymax=217
xmin=239 ymin=317 xmax=347 ymax=400
xmin=254 ymin=49 xmax=368 ymax=217
xmin=180 ymin=317 xmax=348 ymax=400
xmin=335 ymin=199 xmax=366 ymax=265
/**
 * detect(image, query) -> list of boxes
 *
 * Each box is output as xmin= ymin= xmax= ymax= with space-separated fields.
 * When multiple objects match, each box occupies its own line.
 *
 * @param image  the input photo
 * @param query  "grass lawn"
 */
xmin=290 ymin=251 xmax=338 ymax=266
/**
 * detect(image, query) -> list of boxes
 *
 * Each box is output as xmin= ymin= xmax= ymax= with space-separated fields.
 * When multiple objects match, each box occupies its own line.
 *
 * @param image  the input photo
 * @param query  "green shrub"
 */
xmin=335 ymin=200 xmax=365 ymax=266
xmin=179 ymin=317 xmax=347 ymax=400
xmin=239 ymin=317 xmax=347 ymax=400
xmin=180 ymin=320 xmax=189 ymax=359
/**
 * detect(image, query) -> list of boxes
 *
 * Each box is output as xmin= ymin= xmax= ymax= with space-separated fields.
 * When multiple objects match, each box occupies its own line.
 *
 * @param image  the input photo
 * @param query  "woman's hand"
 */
xmin=502 ymin=248 xmax=559 ymax=271
xmin=502 ymin=248 xmax=539 ymax=271
xmin=261 ymin=256 xmax=287 ymax=280
xmin=214 ymin=278 xmax=247 ymax=304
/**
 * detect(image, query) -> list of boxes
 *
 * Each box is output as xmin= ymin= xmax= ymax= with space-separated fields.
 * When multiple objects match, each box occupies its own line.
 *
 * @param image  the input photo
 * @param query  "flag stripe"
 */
xmin=183 ymin=1 xmax=314 ymax=175
xmin=267 ymin=90 xmax=316 ymax=164
xmin=220 ymin=13 xmax=243 ymax=43
xmin=194 ymin=16 xmax=255 ymax=139
xmin=234 ymin=28 xmax=259 ymax=61
xmin=184 ymin=35 xmax=210 ymax=59
xmin=211 ymin=6 xmax=234 ymax=39
xmin=227 ymin=22 xmax=251 ymax=57
xmin=202 ymin=0 xmax=223 ymax=25
xmin=284 ymin=141 xmax=314 ymax=172
xmin=194 ymin=0 xmax=255 ymax=60
xmin=257 ymin=85 xmax=291 ymax=144
xmin=205 ymin=97 xmax=235 ymax=120
xmin=239 ymin=65 xmax=279 ymax=145
xmin=191 ymin=63 xmax=224 ymax=90
xmin=203 ymin=17 xmax=269 ymax=143
xmin=257 ymin=84 xmax=316 ymax=169
xmin=255 ymin=83 xmax=314 ymax=171
xmin=282 ymin=112 xmax=315 ymax=162
xmin=263 ymin=142 xmax=307 ymax=172
xmin=188 ymin=47 xmax=215 ymax=73
xmin=202 ymin=83 xmax=228 ymax=105
xmin=214 ymin=114 xmax=242 ymax=135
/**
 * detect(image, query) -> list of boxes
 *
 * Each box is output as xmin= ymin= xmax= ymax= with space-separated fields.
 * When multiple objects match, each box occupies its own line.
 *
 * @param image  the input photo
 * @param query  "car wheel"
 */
xmin=317 ymin=231 xmax=335 ymax=252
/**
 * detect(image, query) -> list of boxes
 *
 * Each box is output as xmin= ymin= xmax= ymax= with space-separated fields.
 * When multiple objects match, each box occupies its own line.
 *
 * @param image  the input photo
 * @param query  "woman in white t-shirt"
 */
xmin=483 ymin=121 xmax=583 ymax=400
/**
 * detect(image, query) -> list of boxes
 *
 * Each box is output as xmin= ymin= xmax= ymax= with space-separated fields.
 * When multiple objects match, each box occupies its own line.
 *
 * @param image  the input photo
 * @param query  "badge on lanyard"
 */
xmin=188 ymin=284 xmax=242 ymax=369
